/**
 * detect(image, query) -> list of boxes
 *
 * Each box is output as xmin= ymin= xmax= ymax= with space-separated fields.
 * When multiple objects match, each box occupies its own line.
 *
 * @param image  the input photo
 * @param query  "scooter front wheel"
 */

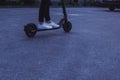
xmin=63 ymin=21 xmax=72 ymax=33
xmin=24 ymin=23 xmax=37 ymax=38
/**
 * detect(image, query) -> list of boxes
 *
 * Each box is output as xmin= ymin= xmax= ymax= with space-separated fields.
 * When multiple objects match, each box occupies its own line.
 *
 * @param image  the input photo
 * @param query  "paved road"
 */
xmin=0 ymin=8 xmax=120 ymax=80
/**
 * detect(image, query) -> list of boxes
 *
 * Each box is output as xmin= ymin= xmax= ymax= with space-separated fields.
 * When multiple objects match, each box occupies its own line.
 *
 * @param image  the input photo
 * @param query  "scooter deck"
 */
xmin=37 ymin=26 xmax=61 ymax=31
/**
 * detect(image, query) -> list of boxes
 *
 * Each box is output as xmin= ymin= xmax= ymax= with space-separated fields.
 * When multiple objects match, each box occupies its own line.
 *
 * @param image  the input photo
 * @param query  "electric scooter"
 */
xmin=24 ymin=0 xmax=72 ymax=38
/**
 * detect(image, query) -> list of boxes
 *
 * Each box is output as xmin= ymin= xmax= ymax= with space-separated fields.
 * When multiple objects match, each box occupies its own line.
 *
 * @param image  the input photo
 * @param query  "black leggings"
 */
xmin=39 ymin=0 xmax=51 ymax=22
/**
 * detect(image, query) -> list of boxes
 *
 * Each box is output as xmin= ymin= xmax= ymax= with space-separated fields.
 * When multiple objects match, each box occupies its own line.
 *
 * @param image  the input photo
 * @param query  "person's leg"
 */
xmin=44 ymin=0 xmax=59 ymax=28
xmin=45 ymin=0 xmax=51 ymax=22
xmin=39 ymin=0 xmax=46 ymax=23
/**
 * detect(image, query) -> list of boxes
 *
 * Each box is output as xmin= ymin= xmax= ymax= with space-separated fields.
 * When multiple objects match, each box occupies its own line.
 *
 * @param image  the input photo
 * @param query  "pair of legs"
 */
xmin=38 ymin=0 xmax=59 ymax=29
xmin=39 ymin=0 xmax=51 ymax=23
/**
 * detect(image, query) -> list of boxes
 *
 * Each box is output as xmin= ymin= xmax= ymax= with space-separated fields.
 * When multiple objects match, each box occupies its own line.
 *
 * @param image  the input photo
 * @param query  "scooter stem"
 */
xmin=61 ymin=0 xmax=68 ymax=22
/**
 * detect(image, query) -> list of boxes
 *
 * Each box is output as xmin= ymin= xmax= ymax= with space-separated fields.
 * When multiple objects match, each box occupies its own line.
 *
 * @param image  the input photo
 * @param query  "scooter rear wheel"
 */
xmin=63 ymin=21 xmax=72 ymax=33
xmin=24 ymin=23 xmax=37 ymax=38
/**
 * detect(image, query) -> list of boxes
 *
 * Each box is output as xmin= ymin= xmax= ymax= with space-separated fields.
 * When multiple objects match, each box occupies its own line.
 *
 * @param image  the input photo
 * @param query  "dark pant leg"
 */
xmin=39 ymin=0 xmax=45 ymax=22
xmin=45 ymin=2 xmax=50 ymax=22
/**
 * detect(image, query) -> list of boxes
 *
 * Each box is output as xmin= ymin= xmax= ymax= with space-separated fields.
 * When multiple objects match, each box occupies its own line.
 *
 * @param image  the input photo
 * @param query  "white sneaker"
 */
xmin=47 ymin=21 xmax=60 ymax=28
xmin=37 ymin=23 xmax=52 ymax=29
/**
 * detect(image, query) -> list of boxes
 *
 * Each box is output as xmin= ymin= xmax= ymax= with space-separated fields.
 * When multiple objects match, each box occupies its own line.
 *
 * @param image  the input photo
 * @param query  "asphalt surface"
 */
xmin=0 ymin=7 xmax=120 ymax=80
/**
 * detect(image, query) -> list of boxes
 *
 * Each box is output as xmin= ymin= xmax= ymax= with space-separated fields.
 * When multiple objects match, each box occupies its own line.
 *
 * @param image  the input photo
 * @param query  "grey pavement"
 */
xmin=0 ymin=7 xmax=120 ymax=80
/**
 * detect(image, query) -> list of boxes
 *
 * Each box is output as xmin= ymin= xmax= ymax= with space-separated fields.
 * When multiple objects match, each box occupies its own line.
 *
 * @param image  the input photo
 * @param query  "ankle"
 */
xmin=46 ymin=20 xmax=51 ymax=23
xmin=39 ymin=22 xmax=44 ymax=24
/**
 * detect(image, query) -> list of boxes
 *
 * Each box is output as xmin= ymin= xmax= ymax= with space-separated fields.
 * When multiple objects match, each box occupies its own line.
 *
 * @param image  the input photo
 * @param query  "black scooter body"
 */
xmin=24 ymin=0 xmax=72 ymax=38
